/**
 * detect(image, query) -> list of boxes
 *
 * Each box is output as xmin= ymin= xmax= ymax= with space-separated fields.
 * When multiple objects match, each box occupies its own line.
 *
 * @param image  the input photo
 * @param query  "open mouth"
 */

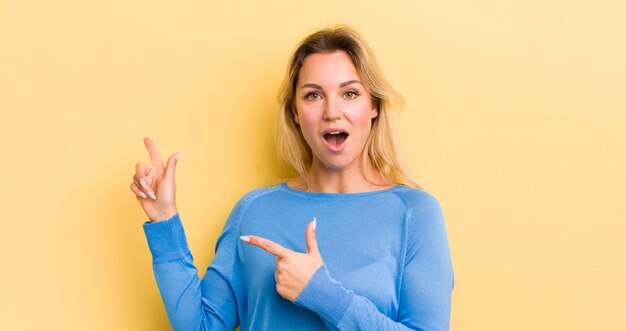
xmin=323 ymin=131 xmax=349 ymax=146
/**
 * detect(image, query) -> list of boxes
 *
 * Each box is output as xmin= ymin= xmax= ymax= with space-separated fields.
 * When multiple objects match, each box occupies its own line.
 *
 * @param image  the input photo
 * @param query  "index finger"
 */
xmin=240 ymin=235 xmax=291 ymax=258
xmin=143 ymin=136 xmax=164 ymax=168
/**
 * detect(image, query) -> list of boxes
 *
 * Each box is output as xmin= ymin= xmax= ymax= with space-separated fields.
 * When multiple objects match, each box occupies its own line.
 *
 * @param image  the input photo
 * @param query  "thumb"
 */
xmin=305 ymin=217 xmax=319 ymax=256
xmin=164 ymin=151 xmax=182 ymax=181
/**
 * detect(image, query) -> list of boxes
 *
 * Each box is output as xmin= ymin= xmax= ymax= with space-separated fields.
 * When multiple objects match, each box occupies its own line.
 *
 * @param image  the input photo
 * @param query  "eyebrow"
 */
xmin=300 ymin=80 xmax=363 ymax=89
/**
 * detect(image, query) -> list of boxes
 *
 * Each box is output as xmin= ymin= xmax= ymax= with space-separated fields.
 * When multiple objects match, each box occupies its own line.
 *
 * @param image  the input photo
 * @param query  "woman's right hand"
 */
xmin=130 ymin=137 xmax=182 ymax=223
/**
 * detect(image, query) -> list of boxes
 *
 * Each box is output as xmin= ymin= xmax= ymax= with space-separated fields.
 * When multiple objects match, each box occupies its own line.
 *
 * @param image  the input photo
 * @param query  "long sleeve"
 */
xmin=294 ymin=190 xmax=455 ymax=330
xmin=141 ymin=184 xmax=453 ymax=330
xmin=143 ymin=213 xmax=239 ymax=331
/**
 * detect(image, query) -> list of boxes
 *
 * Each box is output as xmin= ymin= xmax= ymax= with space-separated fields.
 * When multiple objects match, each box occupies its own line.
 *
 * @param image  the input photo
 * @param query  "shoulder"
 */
xmin=391 ymin=186 xmax=444 ymax=217
xmin=239 ymin=184 xmax=281 ymax=201
xmin=229 ymin=184 xmax=283 ymax=215
xmin=391 ymin=186 xmax=447 ymax=237
xmin=219 ymin=184 xmax=283 ymax=236
xmin=393 ymin=187 xmax=451 ymax=259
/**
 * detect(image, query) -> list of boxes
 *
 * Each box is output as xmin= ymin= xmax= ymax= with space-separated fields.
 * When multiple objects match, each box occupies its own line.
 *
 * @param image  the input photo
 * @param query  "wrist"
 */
xmin=294 ymin=264 xmax=353 ymax=325
xmin=153 ymin=209 xmax=178 ymax=223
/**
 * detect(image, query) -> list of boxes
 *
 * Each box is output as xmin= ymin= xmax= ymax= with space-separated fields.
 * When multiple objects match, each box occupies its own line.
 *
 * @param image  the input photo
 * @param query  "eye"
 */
xmin=305 ymin=92 xmax=322 ymax=101
xmin=344 ymin=90 xmax=360 ymax=99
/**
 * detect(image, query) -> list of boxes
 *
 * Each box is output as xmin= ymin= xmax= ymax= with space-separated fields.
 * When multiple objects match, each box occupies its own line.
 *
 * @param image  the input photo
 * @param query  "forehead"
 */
xmin=298 ymin=51 xmax=361 ymax=85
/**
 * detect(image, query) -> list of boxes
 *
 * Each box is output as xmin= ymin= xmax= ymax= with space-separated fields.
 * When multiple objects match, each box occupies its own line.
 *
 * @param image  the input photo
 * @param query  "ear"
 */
xmin=293 ymin=107 xmax=300 ymax=124
xmin=371 ymin=106 xmax=379 ymax=119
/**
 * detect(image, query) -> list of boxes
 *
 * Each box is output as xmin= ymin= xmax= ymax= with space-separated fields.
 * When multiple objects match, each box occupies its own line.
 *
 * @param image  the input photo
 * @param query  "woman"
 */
xmin=130 ymin=25 xmax=454 ymax=330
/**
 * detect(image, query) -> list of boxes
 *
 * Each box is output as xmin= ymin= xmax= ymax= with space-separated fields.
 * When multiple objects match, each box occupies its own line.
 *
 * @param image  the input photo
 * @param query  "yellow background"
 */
xmin=1 ymin=0 xmax=625 ymax=330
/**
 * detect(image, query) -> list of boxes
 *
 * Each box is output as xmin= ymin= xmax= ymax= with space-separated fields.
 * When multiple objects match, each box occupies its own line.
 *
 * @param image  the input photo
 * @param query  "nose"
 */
xmin=323 ymin=96 xmax=342 ymax=121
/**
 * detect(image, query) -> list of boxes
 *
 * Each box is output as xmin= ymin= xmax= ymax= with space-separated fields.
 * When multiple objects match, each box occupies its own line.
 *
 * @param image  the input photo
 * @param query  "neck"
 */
xmin=301 ymin=158 xmax=392 ymax=193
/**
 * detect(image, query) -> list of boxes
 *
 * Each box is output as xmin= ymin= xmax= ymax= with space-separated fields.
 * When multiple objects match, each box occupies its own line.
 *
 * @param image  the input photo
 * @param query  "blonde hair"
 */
xmin=276 ymin=24 xmax=419 ymax=188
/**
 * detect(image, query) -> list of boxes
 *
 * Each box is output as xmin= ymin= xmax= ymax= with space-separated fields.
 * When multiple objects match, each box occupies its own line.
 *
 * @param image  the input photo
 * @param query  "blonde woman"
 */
xmin=131 ymin=25 xmax=454 ymax=330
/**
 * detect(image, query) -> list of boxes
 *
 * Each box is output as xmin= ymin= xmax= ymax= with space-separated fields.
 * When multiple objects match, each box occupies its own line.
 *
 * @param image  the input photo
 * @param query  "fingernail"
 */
xmin=140 ymin=178 xmax=148 ymax=189
xmin=312 ymin=217 xmax=317 ymax=231
xmin=148 ymin=190 xmax=156 ymax=200
xmin=139 ymin=191 xmax=147 ymax=199
xmin=240 ymin=235 xmax=251 ymax=242
xmin=175 ymin=151 xmax=183 ymax=160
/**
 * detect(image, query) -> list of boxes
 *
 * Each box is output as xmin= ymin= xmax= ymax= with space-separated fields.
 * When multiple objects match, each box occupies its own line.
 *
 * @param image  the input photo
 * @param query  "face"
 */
xmin=293 ymin=51 xmax=378 ymax=172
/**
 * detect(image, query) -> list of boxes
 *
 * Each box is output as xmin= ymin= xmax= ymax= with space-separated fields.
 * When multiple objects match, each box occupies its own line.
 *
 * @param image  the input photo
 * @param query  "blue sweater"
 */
xmin=143 ymin=183 xmax=454 ymax=330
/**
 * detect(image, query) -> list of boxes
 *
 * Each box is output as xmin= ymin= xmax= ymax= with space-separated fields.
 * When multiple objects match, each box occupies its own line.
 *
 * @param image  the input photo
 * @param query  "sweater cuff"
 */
xmin=142 ymin=214 xmax=192 ymax=263
xmin=294 ymin=264 xmax=354 ymax=325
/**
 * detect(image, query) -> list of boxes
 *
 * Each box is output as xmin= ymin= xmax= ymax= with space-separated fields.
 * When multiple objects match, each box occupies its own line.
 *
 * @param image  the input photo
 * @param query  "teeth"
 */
xmin=328 ymin=131 xmax=343 ymax=135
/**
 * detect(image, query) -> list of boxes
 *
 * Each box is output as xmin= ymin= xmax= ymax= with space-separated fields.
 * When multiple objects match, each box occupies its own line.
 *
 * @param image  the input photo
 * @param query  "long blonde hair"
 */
xmin=276 ymin=24 xmax=419 ymax=188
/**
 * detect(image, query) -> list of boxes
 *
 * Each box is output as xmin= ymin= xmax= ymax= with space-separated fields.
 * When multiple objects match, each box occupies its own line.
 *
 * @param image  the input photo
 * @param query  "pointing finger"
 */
xmin=143 ymin=136 xmax=164 ymax=169
xmin=240 ymin=235 xmax=291 ymax=258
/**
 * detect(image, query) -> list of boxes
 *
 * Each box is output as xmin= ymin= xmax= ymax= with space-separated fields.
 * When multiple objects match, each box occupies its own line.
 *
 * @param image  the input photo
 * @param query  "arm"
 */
xmin=132 ymin=137 xmax=239 ymax=330
xmin=143 ymin=213 xmax=239 ymax=331
xmin=294 ymin=192 xmax=455 ymax=330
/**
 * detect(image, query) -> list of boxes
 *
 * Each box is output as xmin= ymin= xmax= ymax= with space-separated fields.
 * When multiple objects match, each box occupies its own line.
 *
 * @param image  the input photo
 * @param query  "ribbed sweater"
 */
xmin=143 ymin=183 xmax=454 ymax=330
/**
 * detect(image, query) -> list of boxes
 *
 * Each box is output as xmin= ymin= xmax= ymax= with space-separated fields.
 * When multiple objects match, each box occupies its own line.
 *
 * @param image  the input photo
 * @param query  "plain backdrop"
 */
xmin=1 ymin=0 xmax=625 ymax=330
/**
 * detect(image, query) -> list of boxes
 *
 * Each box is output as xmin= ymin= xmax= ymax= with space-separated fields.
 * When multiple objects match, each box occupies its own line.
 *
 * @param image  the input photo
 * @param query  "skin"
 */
xmin=289 ymin=51 xmax=392 ymax=194
xmin=130 ymin=51 xmax=394 ymax=303
xmin=130 ymin=137 xmax=180 ymax=222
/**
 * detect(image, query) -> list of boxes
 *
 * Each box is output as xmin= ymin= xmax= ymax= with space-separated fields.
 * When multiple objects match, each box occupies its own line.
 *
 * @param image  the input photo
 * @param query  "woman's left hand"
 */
xmin=240 ymin=219 xmax=323 ymax=302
